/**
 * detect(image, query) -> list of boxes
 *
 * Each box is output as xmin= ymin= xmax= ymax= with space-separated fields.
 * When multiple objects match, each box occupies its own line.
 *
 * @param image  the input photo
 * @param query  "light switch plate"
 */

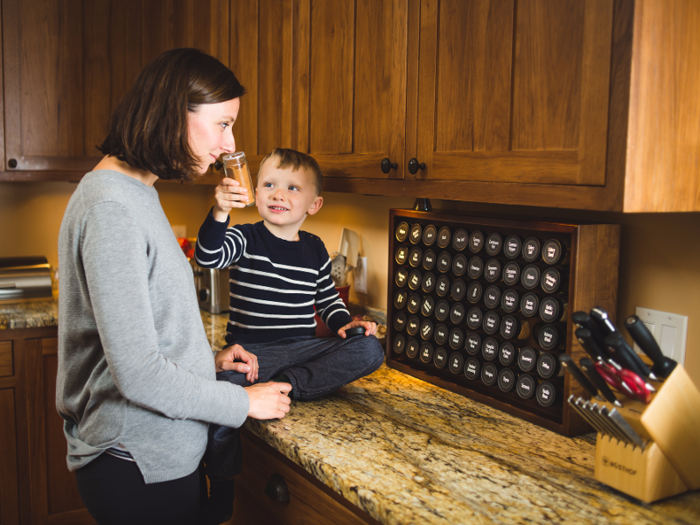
xmin=634 ymin=307 xmax=688 ymax=366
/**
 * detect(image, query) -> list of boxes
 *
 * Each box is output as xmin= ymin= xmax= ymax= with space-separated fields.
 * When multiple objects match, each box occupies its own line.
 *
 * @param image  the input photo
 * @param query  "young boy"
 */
xmin=195 ymin=148 xmax=384 ymax=524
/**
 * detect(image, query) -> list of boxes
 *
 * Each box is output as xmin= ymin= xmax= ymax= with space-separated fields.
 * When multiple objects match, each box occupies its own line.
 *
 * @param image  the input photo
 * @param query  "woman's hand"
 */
xmin=337 ymin=320 xmax=378 ymax=339
xmin=212 ymin=178 xmax=252 ymax=222
xmin=214 ymin=344 xmax=259 ymax=383
xmin=245 ymin=382 xmax=292 ymax=420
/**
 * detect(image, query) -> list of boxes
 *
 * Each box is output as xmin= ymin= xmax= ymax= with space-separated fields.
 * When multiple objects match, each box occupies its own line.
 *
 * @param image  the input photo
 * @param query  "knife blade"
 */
xmin=624 ymin=315 xmax=677 ymax=379
xmin=568 ymin=395 xmax=606 ymax=434
xmin=606 ymin=406 xmax=646 ymax=450
xmin=604 ymin=332 xmax=658 ymax=386
xmin=579 ymin=357 xmax=622 ymax=407
xmin=560 ymin=354 xmax=601 ymax=400
xmin=574 ymin=397 xmax=609 ymax=436
xmin=587 ymin=401 xmax=629 ymax=444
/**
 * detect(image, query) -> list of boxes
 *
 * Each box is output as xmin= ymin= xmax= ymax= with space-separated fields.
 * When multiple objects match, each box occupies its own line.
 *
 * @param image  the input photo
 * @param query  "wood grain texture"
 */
xmin=25 ymin=337 xmax=93 ymax=524
xmin=624 ymin=0 xmax=700 ymax=211
xmin=0 ymin=342 xmax=12 ymax=378
xmin=0 ymin=388 xmax=20 ymax=525
xmin=415 ymin=0 xmax=613 ymax=189
xmin=230 ymin=0 xmax=259 ymax=157
xmin=595 ymin=436 xmax=688 ymax=503
xmin=308 ymin=0 xmax=354 ymax=154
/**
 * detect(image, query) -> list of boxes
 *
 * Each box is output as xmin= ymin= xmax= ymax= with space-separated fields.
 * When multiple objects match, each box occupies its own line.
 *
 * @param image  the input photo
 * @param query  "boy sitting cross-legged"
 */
xmin=195 ymin=148 xmax=384 ymax=524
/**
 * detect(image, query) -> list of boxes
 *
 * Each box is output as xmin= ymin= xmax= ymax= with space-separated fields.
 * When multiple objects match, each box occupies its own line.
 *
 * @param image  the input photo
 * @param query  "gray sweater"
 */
xmin=57 ymin=170 xmax=249 ymax=484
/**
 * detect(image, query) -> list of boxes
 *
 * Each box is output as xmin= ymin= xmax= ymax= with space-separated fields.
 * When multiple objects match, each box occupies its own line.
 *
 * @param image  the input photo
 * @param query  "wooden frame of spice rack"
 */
xmin=385 ymin=209 xmax=620 ymax=437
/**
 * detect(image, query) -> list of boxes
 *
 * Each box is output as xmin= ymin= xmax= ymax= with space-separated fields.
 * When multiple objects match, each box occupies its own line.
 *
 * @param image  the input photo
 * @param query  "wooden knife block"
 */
xmin=594 ymin=365 xmax=700 ymax=502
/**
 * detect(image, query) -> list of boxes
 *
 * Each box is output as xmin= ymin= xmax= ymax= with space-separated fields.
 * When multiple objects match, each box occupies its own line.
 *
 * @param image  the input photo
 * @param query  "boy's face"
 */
xmin=255 ymin=160 xmax=323 ymax=240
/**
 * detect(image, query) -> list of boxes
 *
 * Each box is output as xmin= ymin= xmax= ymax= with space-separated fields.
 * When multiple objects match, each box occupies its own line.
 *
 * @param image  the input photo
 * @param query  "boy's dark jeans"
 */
xmin=204 ymin=334 xmax=384 ymax=482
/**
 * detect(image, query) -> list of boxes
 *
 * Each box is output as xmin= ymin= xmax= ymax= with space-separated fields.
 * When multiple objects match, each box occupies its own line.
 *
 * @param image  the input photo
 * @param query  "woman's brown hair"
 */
xmin=98 ymin=48 xmax=246 ymax=181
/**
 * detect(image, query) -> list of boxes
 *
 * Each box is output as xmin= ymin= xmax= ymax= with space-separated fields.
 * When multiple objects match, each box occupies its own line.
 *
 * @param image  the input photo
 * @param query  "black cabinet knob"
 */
xmin=380 ymin=158 xmax=398 ymax=174
xmin=8 ymin=158 xmax=17 ymax=169
xmin=214 ymin=159 xmax=223 ymax=171
xmin=408 ymin=158 xmax=425 ymax=174
xmin=264 ymin=473 xmax=290 ymax=503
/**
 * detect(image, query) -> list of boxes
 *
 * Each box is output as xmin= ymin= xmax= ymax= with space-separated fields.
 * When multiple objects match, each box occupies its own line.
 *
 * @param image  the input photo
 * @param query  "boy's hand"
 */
xmin=212 ymin=178 xmax=252 ymax=222
xmin=245 ymin=382 xmax=292 ymax=420
xmin=214 ymin=343 xmax=259 ymax=383
xmin=337 ymin=320 xmax=377 ymax=339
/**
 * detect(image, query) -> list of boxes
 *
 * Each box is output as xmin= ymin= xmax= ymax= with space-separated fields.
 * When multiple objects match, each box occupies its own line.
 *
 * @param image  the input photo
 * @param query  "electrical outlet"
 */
xmin=354 ymin=257 xmax=368 ymax=294
xmin=634 ymin=307 xmax=688 ymax=366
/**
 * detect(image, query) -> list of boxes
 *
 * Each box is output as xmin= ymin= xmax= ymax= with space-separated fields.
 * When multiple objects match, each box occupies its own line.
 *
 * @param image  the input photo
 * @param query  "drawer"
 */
xmin=0 ymin=341 xmax=13 ymax=378
xmin=235 ymin=430 xmax=379 ymax=525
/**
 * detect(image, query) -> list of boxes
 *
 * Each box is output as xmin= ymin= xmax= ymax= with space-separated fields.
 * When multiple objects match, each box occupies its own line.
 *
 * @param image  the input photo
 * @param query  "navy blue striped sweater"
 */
xmin=195 ymin=212 xmax=351 ymax=344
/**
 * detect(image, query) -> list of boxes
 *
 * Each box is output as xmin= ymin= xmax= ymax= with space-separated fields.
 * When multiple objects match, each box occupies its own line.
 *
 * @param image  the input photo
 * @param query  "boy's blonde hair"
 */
xmin=258 ymin=148 xmax=323 ymax=196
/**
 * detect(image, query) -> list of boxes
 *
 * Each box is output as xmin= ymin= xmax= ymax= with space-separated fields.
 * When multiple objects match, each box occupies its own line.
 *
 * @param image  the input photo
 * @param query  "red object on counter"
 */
xmin=314 ymin=285 xmax=350 ymax=337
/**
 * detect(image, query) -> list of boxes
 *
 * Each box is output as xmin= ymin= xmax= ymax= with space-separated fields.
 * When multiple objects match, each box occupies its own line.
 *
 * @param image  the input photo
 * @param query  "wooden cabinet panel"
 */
xmin=0 ymin=388 xmax=20 ymax=525
xmin=1 ymin=0 xmax=229 ymax=178
xmin=305 ymin=0 xmax=409 ymax=180
xmin=25 ymin=337 xmax=94 ymax=525
xmin=415 ymin=0 xmax=612 ymax=187
xmin=0 ymin=342 xmax=12 ymax=378
xmin=230 ymin=0 xmax=408 ymax=181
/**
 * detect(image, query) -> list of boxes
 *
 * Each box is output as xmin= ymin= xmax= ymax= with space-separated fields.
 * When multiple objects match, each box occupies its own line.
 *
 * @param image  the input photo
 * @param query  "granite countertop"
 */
xmin=4 ymin=301 xmax=699 ymax=523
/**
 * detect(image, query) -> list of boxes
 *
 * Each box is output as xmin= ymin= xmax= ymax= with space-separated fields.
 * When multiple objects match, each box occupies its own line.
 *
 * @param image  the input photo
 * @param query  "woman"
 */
xmin=56 ymin=48 xmax=291 ymax=525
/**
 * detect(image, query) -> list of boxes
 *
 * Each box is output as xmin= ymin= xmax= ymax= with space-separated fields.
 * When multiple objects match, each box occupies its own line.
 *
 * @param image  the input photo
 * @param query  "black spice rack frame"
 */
xmin=385 ymin=209 xmax=621 ymax=437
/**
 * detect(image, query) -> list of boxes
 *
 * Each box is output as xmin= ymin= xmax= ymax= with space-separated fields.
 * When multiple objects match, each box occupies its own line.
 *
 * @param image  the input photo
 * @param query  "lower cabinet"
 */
xmin=0 ymin=327 xmax=94 ymax=525
xmin=233 ymin=430 xmax=380 ymax=525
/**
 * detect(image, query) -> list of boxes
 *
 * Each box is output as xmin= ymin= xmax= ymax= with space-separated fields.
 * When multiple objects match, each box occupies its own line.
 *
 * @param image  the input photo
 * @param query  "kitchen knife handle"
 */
xmin=590 ymin=307 xmax=618 ymax=337
xmin=572 ymin=311 xmax=606 ymax=348
xmin=603 ymin=332 xmax=654 ymax=379
xmin=579 ymin=357 xmax=622 ymax=406
xmin=559 ymin=354 xmax=600 ymax=400
xmin=624 ymin=315 xmax=677 ymax=379
xmin=574 ymin=328 xmax=607 ymax=361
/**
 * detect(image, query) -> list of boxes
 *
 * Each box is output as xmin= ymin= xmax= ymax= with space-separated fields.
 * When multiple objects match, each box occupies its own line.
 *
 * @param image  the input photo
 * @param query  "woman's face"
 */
xmin=187 ymin=97 xmax=240 ymax=175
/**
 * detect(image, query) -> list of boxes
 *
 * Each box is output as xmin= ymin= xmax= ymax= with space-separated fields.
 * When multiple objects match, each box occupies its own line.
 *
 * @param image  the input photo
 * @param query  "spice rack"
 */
xmin=385 ymin=209 xmax=620 ymax=436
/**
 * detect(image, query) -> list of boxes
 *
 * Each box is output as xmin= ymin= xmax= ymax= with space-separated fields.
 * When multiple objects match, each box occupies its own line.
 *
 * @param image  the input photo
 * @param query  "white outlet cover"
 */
xmin=634 ymin=307 xmax=688 ymax=366
xmin=354 ymin=257 xmax=368 ymax=294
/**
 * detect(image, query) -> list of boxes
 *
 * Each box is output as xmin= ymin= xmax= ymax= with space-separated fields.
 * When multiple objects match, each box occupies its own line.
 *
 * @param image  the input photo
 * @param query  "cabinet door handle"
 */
xmin=381 ymin=158 xmax=398 ymax=173
xmin=264 ymin=472 xmax=290 ymax=503
xmin=408 ymin=158 xmax=425 ymax=174
xmin=8 ymin=158 xmax=18 ymax=169
xmin=214 ymin=159 xmax=223 ymax=171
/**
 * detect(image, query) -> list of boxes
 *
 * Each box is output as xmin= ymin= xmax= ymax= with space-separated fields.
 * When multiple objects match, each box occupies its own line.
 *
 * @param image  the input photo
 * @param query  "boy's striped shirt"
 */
xmin=195 ymin=214 xmax=351 ymax=344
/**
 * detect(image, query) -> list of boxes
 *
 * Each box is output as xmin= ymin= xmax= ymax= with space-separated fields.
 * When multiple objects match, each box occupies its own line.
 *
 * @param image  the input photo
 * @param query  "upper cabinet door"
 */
xmin=296 ymin=0 xmax=409 ymax=180
xmin=1 ymin=0 xmax=229 ymax=175
xmin=414 ymin=0 xmax=613 ymax=187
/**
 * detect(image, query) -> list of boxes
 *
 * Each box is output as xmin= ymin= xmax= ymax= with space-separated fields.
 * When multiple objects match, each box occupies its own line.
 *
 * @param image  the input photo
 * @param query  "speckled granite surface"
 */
xmin=5 ymin=301 xmax=698 ymax=523
xmin=0 ymin=299 xmax=58 ymax=329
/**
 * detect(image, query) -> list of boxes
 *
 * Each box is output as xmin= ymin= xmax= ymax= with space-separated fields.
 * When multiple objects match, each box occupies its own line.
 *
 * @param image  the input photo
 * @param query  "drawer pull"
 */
xmin=264 ymin=473 xmax=290 ymax=503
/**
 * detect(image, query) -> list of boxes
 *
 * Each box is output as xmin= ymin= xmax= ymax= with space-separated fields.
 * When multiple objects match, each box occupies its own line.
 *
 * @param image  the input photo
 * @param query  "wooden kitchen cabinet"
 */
xmin=316 ymin=0 xmax=699 ymax=212
xmin=0 ymin=0 xmax=229 ymax=182
xmin=0 ymin=339 xmax=21 ymax=525
xmin=232 ymin=429 xmax=380 ymax=525
xmin=228 ymin=0 xmax=409 ymax=181
xmin=0 ymin=327 xmax=95 ymax=525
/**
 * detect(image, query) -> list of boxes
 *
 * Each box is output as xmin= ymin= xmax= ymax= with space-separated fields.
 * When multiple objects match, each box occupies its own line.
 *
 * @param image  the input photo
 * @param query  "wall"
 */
xmin=1 ymin=182 xmax=698 ymax=388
